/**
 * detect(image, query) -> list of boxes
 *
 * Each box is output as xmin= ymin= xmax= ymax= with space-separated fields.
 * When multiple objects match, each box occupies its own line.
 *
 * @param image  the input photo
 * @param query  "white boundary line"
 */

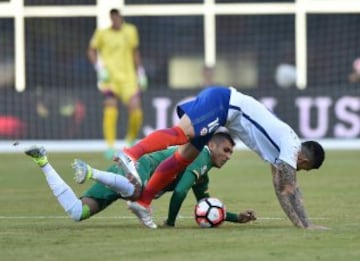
xmin=0 ymin=215 xmax=330 ymax=220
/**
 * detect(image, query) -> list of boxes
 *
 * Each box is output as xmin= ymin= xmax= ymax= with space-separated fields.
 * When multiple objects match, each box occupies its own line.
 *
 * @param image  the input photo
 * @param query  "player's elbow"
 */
xmin=281 ymin=184 xmax=296 ymax=195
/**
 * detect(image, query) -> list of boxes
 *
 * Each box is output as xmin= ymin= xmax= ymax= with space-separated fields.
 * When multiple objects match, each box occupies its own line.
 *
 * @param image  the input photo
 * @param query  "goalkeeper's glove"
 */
xmin=137 ymin=65 xmax=148 ymax=91
xmin=94 ymin=62 xmax=109 ymax=84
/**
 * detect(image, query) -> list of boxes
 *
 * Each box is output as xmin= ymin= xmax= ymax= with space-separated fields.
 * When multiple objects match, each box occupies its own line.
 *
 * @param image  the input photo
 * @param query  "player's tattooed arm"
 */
xmin=271 ymin=160 xmax=310 ymax=228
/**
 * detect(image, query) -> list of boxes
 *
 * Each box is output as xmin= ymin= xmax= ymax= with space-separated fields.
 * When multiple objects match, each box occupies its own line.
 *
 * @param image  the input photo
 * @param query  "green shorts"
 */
xmin=81 ymin=165 xmax=124 ymax=211
xmin=81 ymin=182 xmax=121 ymax=211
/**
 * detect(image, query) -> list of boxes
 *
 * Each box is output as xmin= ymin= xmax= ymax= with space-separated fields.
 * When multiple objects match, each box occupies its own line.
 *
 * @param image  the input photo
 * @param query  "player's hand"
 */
xmin=137 ymin=66 xmax=148 ymax=91
xmin=97 ymin=67 xmax=109 ymax=83
xmin=306 ymin=224 xmax=330 ymax=230
xmin=237 ymin=210 xmax=257 ymax=223
xmin=94 ymin=62 xmax=109 ymax=83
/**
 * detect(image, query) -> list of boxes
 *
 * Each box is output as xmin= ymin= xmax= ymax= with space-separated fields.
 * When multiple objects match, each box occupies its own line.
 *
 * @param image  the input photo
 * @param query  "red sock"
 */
xmin=137 ymin=151 xmax=193 ymax=207
xmin=125 ymin=126 xmax=188 ymax=160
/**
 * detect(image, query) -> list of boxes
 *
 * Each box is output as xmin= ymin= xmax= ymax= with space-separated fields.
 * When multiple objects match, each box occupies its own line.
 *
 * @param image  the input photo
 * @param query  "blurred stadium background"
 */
xmin=0 ymin=0 xmax=359 ymax=152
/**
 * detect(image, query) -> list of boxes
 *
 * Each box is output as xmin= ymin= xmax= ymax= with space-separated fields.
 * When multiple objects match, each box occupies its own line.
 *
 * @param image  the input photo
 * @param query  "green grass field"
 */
xmin=0 ymin=150 xmax=359 ymax=260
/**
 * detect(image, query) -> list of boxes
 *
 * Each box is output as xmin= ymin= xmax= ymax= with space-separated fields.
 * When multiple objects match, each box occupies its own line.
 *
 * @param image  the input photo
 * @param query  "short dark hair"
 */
xmin=302 ymin=140 xmax=325 ymax=169
xmin=110 ymin=8 xmax=120 ymax=15
xmin=211 ymin=132 xmax=235 ymax=146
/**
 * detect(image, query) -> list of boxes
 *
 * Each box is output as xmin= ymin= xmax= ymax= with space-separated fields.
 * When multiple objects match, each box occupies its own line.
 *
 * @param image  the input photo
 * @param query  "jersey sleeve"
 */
xmin=126 ymin=23 xmax=139 ymax=49
xmin=89 ymin=29 xmax=102 ymax=49
xmin=188 ymin=148 xmax=212 ymax=200
xmin=191 ymin=175 xmax=210 ymax=201
xmin=225 ymin=212 xmax=239 ymax=223
xmin=166 ymin=169 xmax=197 ymax=226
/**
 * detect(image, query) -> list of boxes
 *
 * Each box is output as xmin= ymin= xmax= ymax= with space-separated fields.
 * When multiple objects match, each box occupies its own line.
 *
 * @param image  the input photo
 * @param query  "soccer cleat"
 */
xmin=25 ymin=145 xmax=48 ymax=167
xmin=114 ymin=150 xmax=142 ymax=186
xmin=127 ymin=201 xmax=157 ymax=229
xmin=72 ymin=159 xmax=93 ymax=184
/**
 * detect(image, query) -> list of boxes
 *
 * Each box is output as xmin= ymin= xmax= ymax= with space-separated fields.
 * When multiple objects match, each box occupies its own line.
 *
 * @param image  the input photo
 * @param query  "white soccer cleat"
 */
xmin=114 ymin=150 xmax=142 ymax=186
xmin=72 ymin=159 xmax=93 ymax=184
xmin=127 ymin=201 xmax=157 ymax=229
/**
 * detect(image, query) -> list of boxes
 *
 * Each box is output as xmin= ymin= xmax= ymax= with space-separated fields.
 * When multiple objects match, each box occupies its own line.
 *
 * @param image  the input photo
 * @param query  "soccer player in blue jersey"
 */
xmin=117 ymin=86 xmax=327 ymax=230
xmin=24 ymin=132 xmax=256 ymax=227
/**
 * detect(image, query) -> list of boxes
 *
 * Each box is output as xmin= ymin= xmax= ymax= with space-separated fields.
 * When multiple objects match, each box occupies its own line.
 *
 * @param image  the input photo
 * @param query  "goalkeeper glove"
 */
xmin=94 ymin=62 xmax=109 ymax=84
xmin=137 ymin=65 xmax=148 ymax=91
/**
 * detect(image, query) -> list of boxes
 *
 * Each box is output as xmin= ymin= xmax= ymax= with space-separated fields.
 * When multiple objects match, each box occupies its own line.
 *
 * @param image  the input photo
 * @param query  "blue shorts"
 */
xmin=177 ymin=86 xmax=231 ymax=150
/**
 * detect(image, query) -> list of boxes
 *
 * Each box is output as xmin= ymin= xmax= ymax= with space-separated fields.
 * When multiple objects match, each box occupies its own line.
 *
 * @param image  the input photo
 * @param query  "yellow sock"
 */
xmin=103 ymin=106 xmax=118 ymax=148
xmin=125 ymin=108 xmax=143 ymax=145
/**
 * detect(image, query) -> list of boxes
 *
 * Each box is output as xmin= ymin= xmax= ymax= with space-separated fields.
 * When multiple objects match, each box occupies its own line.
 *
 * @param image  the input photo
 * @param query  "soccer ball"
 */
xmin=194 ymin=197 xmax=226 ymax=228
xmin=275 ymin=64 xmax=296 ymax=88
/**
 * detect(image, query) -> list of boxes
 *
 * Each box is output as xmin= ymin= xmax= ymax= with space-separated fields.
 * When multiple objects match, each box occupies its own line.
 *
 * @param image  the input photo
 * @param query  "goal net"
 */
xmin=0 ymin=0 xmax=359 ymax=150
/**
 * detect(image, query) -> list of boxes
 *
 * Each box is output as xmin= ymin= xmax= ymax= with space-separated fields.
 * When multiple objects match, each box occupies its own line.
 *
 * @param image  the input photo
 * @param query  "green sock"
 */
xmin=80 ymin=205 xmax=91 ymax=220
xmin=34 ymin=156 xmax=48 ymax=167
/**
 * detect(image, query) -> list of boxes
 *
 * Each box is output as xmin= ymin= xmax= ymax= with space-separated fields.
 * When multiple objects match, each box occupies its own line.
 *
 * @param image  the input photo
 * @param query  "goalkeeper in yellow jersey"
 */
xmin=87 ymin=8 xmax=147 ymax=159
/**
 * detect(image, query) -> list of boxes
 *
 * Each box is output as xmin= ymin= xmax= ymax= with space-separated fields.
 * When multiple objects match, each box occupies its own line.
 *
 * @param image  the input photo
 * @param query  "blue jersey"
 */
xmin=177 ymin=86 xmax=301 ymax=168
xmin=177 ymin=86 xmax=231 ymax=150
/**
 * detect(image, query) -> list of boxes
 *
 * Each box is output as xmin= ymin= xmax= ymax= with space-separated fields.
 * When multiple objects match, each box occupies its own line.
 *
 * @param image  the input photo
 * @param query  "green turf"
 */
xmin=0 ymin=150 xmax=359 ymax=260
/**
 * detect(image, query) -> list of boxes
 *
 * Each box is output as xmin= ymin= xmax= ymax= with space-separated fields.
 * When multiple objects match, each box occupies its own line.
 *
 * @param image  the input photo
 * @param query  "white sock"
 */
xmin=92 ymin=168 xmax=135 ymax=197
xmin=41 ymin=164 xmax=82 ymax=221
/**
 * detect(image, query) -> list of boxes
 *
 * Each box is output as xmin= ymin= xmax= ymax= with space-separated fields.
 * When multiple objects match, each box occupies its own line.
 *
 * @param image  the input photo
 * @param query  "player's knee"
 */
xmin=66 ymin=200 xmax=90 ymax=222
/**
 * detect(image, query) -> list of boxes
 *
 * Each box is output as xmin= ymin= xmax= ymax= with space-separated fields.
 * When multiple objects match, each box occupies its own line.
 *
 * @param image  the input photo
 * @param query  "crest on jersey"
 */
xmin=200 ymin=127 xmax=208 ymax=136
xmin=200 ymin=165 xmax=208 ymax=175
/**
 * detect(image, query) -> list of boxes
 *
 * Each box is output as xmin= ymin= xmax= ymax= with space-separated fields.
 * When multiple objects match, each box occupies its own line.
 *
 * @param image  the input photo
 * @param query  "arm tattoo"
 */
xmin=272 ymin=160 xmax=310 ymax=228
